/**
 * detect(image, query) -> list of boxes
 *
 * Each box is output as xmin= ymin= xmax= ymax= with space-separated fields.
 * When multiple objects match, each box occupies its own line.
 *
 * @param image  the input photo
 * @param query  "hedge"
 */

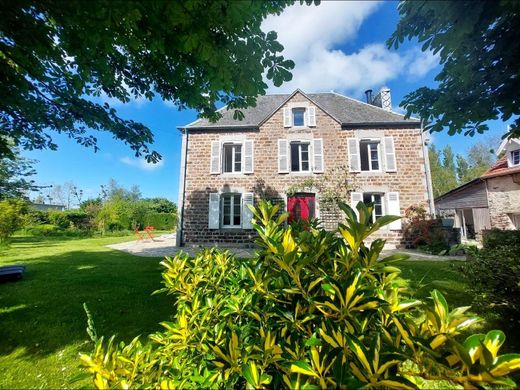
xmin=144 ymin=212 xmax=177 ymax=230
xmin=482 ymin=228 xmax=520 ymax=250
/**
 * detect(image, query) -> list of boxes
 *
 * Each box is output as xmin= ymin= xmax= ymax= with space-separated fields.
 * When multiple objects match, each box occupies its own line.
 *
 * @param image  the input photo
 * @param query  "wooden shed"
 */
xmin=435 ymin=178 xmax=491 ymax=240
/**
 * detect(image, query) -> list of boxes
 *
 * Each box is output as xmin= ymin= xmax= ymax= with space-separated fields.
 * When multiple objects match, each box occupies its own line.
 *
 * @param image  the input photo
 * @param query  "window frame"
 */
xmin=290 ymin=141 xmax=311 ymax=173
xmin=363 ymin=192 xmax=384 ymax=223
xmin=512 ymin=150 xmax=520 ymax=166
xmin=221 ymin=193 xmax=242 ymax=228
xmin=292 ymin=107 xmax=306 ymax=127
xmin=359 ymin=139 xmax=381 ymax=172
xmin=222 ymin=142 xmax=243 ymax=174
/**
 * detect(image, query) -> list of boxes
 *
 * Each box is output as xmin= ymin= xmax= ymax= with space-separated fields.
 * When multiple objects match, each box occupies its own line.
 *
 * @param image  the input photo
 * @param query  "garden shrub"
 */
xmin=403 ymin=204 xmax=449 ymax=253
xmin=26 ymin=223 xmax=61 ymax=236
xmin=464 ymin=230 xmax=520 ymax=321
xmin=144 ymin=212 xmax=177 ymax=230
xmin=482 ymin=229 xmax=520 ymax=250
xmin=0 ymin=199 xmax=27 ymax=242
xmin=81 ymin=201 xmax=520 ymax=389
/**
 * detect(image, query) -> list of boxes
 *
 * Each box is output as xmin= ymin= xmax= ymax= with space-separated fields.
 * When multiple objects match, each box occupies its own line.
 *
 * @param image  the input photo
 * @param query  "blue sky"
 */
xmin=23 ymin=1 xmax=510 ymax=205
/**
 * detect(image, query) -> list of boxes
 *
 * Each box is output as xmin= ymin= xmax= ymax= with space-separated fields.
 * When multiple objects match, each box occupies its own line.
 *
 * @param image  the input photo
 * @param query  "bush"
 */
xmin=403 ymin=204 xmax=449 ymax=253
xmin=482 ymin=228 xmax=520 ymax=250
xmin=81 ymin=201 xmax=520 ymax=388
xmin=144 ymin=212 xmax=177 ymax=230
xmin=464 ymin=230 xmax=520 ymax=320
xmin=0 ymin=199 xmax=27 ymax=242
xmin=27 ymin=224 xmax=61 ymax=236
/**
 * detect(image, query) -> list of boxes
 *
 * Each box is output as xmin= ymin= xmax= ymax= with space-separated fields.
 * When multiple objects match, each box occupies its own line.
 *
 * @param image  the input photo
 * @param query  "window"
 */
xmin=222 ymin=143 xmax=242 ymax=173
xmin=360 ymin=140 xmax=380 ymax=171
xmin=292 ymin=108 xmax=306 ymax=126
xmin=363 ymin=193 xmax=384 ymax=223
xmin=512 ymin=150 xmax=520 ymax=166
xmin=290 ymin=142 xmax=310 ymax=172
xmin=221 ymin=194 xmax=241 ymax=227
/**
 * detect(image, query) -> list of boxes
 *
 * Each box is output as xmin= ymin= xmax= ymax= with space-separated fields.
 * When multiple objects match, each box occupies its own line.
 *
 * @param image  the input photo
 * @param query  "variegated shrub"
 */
xmin=81 ymin=201 xmax=520 ymax=389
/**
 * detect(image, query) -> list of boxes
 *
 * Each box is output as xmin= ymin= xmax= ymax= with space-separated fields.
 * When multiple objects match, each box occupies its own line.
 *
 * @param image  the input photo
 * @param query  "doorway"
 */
xmin=287 ymin=193 xmax=316 ymax=223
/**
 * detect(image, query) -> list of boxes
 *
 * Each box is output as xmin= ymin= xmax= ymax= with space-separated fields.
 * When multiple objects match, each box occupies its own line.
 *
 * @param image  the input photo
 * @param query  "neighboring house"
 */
xmin=435 ymin=137 xmax=520 ymax=240
xmin=31 ymin=203 xmax=66 ymax=211
xmin=176 ymin=88 xmax=434 ymax=247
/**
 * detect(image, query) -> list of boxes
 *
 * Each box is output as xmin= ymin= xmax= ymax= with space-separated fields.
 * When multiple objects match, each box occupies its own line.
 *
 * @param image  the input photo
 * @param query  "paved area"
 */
xmin=107 ymin=235 xmax=466 ymax=261
xmin=107 ymin=234 xmax=257 ymax=258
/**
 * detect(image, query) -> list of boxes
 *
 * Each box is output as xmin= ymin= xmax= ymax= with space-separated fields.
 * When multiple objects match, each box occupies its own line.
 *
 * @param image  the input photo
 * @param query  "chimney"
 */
xmin=370 ymin=86 xmax=392 ymax=111
xmin=364 ymin=89 xmax=373 ymax=104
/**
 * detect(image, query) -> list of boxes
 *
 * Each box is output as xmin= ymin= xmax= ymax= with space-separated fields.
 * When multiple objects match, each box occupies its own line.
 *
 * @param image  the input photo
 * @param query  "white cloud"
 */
xmin=120 ymin=156 xmax=165 ymax=171
xmin=405 ymin=49 xmax=440 ymax=79
xmin=262 ymin=2 xmax=439 ymax=96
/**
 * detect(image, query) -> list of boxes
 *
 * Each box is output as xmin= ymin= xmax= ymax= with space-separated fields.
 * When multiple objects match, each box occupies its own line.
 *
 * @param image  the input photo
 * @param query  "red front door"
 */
xmin=287 ymin=193 xmax=316 ymax=223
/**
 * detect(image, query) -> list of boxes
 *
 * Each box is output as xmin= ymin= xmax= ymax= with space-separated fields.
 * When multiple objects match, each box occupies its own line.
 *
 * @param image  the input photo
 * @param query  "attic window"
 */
xmin=292 ymin=108 xmax=305 ymax=126
xmin=512 ymin=150 xmax=520 ymax=166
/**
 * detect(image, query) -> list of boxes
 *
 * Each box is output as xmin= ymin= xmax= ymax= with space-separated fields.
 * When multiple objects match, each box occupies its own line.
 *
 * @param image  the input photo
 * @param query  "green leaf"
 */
xmin=490 ymin=354 xmax=520 ymax=377
xmin=291 ymin=361 xmax=319 ymax=378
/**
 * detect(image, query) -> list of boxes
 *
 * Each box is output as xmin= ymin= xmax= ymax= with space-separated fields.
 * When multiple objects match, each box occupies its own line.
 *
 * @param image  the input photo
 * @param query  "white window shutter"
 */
xmin=243 ymin=140 xmax=254 ymax=174
xmin=350 ymin=192 xmax=363 ymax=220
xmin=278 ymin=139 xmax=289 ymax=173
xmin=307 ymin=106 xmax=316 ymax=127
xmin=242 ymin=193 xmax=254 ymax=229
xmin=387 ymin=192 xmax=402 ymax=230
xmin=312 ymin=138 xmax=324 ymax=173
xmin=208 ymin=193 xmax=220 ymax=229
xmin=348 ymin=138 xmax=360 ymax=172
xmin=283 ymin=107 xmax=292 ymax=127
xmin=384 ymin=136 xmax=397 ymax=172
xmin=210 ymin=141 xmax=221 ymax=174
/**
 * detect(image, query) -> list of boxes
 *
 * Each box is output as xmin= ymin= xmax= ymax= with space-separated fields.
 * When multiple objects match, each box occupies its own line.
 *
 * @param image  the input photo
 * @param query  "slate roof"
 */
xmin=181 ymin=90 xmax=419 ymax=129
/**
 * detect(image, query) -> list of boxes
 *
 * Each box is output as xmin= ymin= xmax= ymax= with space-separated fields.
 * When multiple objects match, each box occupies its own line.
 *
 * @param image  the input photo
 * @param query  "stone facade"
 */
xmin=487 ymin=174 xmax=520 ymax=229
xmin=179 ymin=92 xmax=431 ymax=247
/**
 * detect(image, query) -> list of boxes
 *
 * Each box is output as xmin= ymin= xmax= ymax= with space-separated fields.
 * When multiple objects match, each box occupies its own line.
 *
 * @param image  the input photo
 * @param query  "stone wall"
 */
xmin=181 ymin=92 xmax=430 ymax=247
xmin=486 ymin=174 xmax=520 ymax=229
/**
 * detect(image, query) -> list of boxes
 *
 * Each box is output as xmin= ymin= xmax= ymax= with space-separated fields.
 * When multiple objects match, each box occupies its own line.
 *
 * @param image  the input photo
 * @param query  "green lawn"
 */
xmin=0 ymin=237 xmax=517 ymax=388
xmin=0 ymin=234 xmax=172 ymax=389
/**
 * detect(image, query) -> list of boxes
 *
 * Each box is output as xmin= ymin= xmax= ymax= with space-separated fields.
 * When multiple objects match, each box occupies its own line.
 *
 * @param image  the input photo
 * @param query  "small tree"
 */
xmin=0 ymin=199 xmax=27 ymax=242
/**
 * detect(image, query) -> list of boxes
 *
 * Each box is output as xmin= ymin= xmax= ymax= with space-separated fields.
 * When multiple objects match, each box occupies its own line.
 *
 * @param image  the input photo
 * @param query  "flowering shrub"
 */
xmin=403 ymin=204 xmax=448 ymax=253
xmin=80 ymin=201 xmax=520 ymax=388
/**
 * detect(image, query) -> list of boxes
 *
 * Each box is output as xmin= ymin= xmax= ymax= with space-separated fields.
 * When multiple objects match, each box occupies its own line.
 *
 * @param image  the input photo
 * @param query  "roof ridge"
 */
xmin=329 ymin=90 xmax=418 ymax=121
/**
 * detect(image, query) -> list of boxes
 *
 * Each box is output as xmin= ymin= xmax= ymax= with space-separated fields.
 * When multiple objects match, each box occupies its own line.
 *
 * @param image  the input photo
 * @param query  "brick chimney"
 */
xmin=369 ymin=86 xmax=392 ymax=111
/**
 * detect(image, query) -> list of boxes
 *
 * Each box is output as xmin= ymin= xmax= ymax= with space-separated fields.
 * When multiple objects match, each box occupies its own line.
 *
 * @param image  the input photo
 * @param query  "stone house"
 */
xmin=176 ymin=88 xmax=434 ymax=247
xmin=435 ymin=137 xmax=520 ymax=240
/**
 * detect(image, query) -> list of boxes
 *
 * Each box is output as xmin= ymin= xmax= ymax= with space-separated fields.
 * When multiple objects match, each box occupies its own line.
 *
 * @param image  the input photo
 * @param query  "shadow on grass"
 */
xmin=0 ymin=248 xmax=173 ymax=359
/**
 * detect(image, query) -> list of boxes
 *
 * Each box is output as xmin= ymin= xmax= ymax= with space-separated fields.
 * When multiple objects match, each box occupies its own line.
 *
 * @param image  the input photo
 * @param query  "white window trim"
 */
xmin=511 ymin=150 xmax=520 ymax=167
xmin=292 ymin=107 xmax=307 ymax=128
xmin=222 ymin=142 xmax=243 ymax=174
xmin=291 ymin=141 xmax=311 ymax=173
xmin=221 ymin=193 xmax=242 ymax=229
xmin=364 ymin=192 xmax=385 ymax=223
xmin=360 ymin=139 xmax=382 ymax=172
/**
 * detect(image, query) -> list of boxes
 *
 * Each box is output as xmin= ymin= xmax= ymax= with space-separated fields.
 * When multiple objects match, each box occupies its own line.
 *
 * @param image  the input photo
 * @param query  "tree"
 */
xmin=429 ymin=145 xmax=458 ymax=197
xmin=0 ymin=147 xmax=37 ymax=199
xmin=389 ymin=1 xmax=520 ymax=139
xmin=455 ymin=137 xmax=498 ymax=185
xmin=1 ymin=1 xmax=307 ymax=160
xmin=0 ymin=199 xmax=27 ymax=242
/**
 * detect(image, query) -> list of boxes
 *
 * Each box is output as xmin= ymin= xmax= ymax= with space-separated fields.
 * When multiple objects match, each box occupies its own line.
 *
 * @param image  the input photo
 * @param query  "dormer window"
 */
xmin=512 ymin=150 xmax=520 ymax=166
xmin=292 ymin=108 xmax=306 ymax=127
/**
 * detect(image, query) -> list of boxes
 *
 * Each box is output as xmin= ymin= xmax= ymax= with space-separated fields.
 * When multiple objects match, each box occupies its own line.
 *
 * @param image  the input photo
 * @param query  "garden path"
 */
xmin=107 ymin=235 xmax=466 ymax=261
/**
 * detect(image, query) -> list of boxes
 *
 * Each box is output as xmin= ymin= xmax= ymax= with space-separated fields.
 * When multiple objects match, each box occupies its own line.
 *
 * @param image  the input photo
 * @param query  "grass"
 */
xmin=0 ymin=237 xmax=518 ymax=388
xmin=0 ymin=234 xmax=172 ymax=389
